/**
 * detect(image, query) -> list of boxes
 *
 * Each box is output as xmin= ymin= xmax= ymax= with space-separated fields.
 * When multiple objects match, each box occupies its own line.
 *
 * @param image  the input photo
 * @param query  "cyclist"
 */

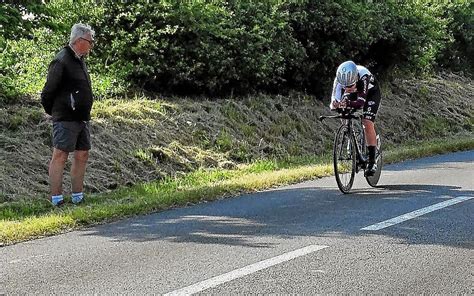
xmin=329 ymin=60 xmax=381 ymax=176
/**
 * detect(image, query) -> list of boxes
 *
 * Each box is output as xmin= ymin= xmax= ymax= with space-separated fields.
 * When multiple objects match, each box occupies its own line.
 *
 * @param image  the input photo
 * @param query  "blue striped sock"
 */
xmin=51 ymin=195 xmax=63 ymax=206
xmin=72 ymin=192 xmax=84 ymax=204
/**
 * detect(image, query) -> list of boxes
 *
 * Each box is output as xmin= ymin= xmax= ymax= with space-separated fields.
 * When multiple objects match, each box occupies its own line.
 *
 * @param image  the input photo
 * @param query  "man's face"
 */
xmin=76 ymin=33 xmax=94 ymax=56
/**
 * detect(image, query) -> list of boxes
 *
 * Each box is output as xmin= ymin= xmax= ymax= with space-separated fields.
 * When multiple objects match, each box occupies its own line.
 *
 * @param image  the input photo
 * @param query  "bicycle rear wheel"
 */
xmin=333 ymin=125 xmax=356 ymax=193
xmin=366 ymin=135 xmax=382 ymax=187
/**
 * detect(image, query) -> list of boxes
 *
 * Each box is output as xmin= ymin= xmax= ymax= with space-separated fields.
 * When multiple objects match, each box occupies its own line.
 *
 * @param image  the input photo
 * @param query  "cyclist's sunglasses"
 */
xmin=344 ymin=83 xmax=356 ymax=88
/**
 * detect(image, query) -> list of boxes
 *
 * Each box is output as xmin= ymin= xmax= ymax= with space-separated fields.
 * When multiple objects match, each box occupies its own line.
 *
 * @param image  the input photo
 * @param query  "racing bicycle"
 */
xmin=319 ymin=108 xmax=382 ymax=193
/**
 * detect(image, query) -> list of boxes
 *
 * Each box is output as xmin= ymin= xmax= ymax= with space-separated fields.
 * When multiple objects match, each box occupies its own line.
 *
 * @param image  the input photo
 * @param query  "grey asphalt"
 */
xmin=1 ymin=150 xmax=473 ymax=295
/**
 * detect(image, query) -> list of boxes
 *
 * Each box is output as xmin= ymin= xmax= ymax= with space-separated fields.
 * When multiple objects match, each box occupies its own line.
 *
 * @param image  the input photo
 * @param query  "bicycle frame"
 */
xmin=320 ymin=108 xmax=382 ymax=193
xmin=320 ymin=110 xmax=367 ymax=167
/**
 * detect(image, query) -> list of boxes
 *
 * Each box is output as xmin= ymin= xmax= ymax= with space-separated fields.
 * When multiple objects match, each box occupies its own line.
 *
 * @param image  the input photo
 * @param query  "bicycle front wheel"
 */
xmin=333 ymin=125 xmax=356 ymax=193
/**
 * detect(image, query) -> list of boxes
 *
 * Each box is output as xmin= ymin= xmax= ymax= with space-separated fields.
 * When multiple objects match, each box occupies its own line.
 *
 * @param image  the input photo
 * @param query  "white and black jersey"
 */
xmin=330 ymin=65 xmax=381 ymax=122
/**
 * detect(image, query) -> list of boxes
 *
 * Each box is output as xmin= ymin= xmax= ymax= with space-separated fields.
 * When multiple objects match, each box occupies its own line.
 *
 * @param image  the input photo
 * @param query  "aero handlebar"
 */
xmin=319 ymin=110 xmax=363 ymax=122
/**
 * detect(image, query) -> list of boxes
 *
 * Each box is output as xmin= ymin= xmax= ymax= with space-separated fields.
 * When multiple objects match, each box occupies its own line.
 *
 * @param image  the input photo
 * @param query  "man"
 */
xmin=41 ymin=23 xmax=95 ymax=206
xmin=329 ymin=60 xmax=382 ymax=176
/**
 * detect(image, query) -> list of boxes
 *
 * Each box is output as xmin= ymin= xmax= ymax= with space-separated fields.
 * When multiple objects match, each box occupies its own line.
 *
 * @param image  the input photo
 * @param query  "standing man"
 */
xmin=41 ymin=23 xmax=95 ymax=206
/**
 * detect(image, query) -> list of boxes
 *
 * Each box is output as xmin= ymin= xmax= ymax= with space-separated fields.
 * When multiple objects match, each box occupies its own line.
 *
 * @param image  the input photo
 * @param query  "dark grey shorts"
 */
xmin=52 ymin=121 xmax=91 ymax=152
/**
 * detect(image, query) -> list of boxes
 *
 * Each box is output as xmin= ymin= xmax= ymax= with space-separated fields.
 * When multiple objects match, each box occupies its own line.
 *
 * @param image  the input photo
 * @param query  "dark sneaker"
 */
xmin=365 ymin=163 xmax=377 ymax=177
xmin=51 ymin=199 xmax=65 ymax=207
xmin=72 ymin=196 xmax=84 ymax=205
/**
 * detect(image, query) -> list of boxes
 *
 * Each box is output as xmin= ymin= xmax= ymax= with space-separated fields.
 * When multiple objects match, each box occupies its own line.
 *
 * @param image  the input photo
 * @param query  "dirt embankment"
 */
xmin=0 ymin=73 xmax=472 ymax=201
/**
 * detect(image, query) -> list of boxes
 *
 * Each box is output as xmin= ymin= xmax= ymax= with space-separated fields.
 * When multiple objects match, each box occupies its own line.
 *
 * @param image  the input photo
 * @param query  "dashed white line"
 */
xmin=164 ymin=244 xmax=328 ymax=295
xmin=8 ymin=254 xmax=49 ymax=264
xmin=361 ymin=196 xmax=473 ymax=231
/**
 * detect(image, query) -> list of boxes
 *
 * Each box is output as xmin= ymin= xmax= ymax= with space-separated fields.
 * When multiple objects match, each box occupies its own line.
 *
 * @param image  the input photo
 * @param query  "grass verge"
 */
xmin=1 ymin=136 xmax=473 ymax=246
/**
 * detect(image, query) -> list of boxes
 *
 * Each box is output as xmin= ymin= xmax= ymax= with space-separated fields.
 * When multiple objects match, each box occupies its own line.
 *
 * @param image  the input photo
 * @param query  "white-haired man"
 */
xmin=41 ymin=23 xmax=95 ymax=206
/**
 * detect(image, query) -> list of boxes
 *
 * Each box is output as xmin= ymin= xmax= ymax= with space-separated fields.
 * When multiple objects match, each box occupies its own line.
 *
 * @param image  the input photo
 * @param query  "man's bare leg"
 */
xmin=71 ymin=150 xmax=89 ymax=193
xmin=49 ymin=148 xmax=69 ymax=204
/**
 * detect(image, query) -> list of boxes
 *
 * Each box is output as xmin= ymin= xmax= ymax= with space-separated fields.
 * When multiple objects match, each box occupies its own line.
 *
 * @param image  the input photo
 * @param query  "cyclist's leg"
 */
xmin=363 ymin=119 xmax=376 ymax=146
xmin=363 ymin=85 xmax=381 ymax=174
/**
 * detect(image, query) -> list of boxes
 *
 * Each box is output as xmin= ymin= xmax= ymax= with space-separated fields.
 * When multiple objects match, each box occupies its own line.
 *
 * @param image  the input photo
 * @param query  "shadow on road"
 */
xmin=383 ymin=150 xmax=473 ymax=172
xmin=82 ymin=182 xmax=473 ymax=250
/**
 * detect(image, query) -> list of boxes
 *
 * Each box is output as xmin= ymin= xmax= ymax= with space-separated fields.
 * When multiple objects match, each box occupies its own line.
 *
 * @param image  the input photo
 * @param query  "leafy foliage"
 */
xmin=94 ymin=1 xmax=304 ymax=95
xmin=435 ymin=1 xmax=473 ymax=74
xmin=1 ymin=0 xmax=472 ymax=101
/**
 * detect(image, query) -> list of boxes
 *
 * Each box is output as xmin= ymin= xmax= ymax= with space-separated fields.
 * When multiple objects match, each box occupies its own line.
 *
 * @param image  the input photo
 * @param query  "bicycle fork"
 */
xmin=354 ymin=132 xmax=367 ymax=172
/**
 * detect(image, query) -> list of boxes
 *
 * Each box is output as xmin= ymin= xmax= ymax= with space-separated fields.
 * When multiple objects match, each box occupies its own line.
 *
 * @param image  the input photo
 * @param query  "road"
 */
xmin=1 ymin=150 xmax=473 ymax=294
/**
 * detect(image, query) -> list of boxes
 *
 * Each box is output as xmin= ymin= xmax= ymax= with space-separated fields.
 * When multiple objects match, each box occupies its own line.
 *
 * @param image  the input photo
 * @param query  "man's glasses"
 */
xmin=80 ymin=37 xmax=94 ymax=46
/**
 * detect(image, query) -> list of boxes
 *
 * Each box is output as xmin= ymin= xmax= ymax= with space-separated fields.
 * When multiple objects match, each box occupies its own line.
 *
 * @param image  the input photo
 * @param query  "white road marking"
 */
xmin=8 ymin=254 xmax=48 ymax=264
xmin=361 ymin=196 xmax=473 ymax=231
xmin=164 ymin=244 xmax=328 ymax=295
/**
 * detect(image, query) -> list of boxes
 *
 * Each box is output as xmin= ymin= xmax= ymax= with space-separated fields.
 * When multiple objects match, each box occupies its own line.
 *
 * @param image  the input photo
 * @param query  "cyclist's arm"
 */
xmin=345 ymin=94 xmax=364 ymax=109
xmin=345 ymin=74 xmax=370 ymax=109
xmin=330 ymin=78 xmax=342 ymax=110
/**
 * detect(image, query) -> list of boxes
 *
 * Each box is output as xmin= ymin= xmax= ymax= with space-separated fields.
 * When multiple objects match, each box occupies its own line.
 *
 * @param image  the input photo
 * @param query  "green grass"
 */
xmin=1 ymin=136 xmax=473 ymax=246
xmin=91 ymin=98 xmax=175 ymax=125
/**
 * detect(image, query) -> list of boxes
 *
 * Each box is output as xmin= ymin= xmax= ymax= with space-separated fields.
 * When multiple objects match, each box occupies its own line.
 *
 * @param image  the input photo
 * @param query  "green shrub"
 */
xmin=95 ymin=1 xmax=304 ymax=95
xmin=1 ymin=28 xmax=62 ymax=102
xmin=436 ymin=1 xmax=473 ymax=74
xmin=0 ymin=1 xmax=124 ymax=102
xmin=94 ymin=0 xmax=454 ymax=96
xmin=0 ymin=1 xmax=471 ymax=100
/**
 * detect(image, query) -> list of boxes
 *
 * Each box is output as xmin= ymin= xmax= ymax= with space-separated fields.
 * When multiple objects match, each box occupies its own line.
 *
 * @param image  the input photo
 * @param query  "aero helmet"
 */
xmin=336 ymin=61 xmax=358 ymax=87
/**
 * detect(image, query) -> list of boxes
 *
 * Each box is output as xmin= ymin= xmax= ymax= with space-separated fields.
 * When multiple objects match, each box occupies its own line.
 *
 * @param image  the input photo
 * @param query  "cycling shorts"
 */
xmin=363 ymin=85 xmax=381 ymax=122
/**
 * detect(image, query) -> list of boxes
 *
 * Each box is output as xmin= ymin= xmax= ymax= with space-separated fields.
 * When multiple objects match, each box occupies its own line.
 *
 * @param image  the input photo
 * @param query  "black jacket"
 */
xmin=41 ymin=46 xmax=93 ymax=121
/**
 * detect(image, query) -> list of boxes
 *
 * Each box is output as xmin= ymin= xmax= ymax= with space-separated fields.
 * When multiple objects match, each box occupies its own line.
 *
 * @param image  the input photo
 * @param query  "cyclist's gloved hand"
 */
xmin=332 ymin=99 xmax=347 ymax=110
xmin=342 ymin=92 xmax=357 ymax=102
xmin=343 ymin=92 xmax=365 ymax=109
